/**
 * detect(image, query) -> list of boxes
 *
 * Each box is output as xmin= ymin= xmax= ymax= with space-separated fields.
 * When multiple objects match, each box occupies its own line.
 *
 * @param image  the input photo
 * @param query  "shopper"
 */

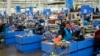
xmin=0 ymin=20 xmax=5 ymax=49
xmin=93 ymin=27 xmax=100 ymax=56
xmin=59 ymin=21 xmax=73 ymax=41
xmin=34 ymin=22 xmax=44 ymax=34
xmin=10 ymin=23 xmax=17 ymax=31
xmin=96 ymin=7 xmax=99 ymax=13
xmin=16 ymin=22 xmax=25 ymax=31
xmin=72 ymin=21 xmax=84 ymax=41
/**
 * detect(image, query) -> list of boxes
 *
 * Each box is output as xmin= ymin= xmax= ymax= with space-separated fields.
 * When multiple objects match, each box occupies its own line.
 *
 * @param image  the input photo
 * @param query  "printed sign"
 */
xmin=16 ymin=5 xmax=21 ymax=13
xmin=65 ymin=0 xmax=73 ymax=8
xmin=43 ymin=9 xmax=51 ymax=16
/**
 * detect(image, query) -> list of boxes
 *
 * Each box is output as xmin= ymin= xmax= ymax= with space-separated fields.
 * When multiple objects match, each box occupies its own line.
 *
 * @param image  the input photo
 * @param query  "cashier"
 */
xmin=16 ymin=22 xmax=25 ymax=31
xmin=84 ymin=20 xmax=89 ymax=26
xmin=59 ymin=21 xmax=73 ymax=41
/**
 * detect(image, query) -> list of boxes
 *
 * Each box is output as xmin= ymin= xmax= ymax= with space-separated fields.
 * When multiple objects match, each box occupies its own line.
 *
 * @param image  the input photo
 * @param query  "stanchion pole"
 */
xmin=31 ymin=0 xmax=33 ymax=7
xmin=38 ymin=0 xmax=41 ymax=11
xmin=44 ymin=0 xmax=49 ymax=31
xmin=25 ymin=0 xmax=27 ymax=11
xmin=81 ymin=0 xmax=84 ymax=27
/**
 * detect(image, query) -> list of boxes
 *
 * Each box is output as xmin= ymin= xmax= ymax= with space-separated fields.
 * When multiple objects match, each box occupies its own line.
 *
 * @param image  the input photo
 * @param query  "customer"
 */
xmin=59 ymin=21 xmax=73 ymax=41
xmin=16 ymin=22 xmax=25 ymax=31
xmin=10 ymin=23 xmax=17 ymax=31
xmin=0 ymin=21 xmax=5 ymax=33
xmin=34 ymin=22 xmax=44 ymax=34
xmin=96 ymin=7 xmax=99 ymax=13
xmin=0 ymin=20 xmax=5 ymax=49
xmin=93 ymin=27 xmax=100 ymax=56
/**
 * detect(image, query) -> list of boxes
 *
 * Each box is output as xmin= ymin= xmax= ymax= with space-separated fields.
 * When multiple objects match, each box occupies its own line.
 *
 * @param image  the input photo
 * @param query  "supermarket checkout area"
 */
xmin=4 ymin=29 xmax=94 ymax=55
xmin=2 ymin=26 xmax=95 ymax=55
xmin=15 ymin=34 xmax=42 ymax=53
xmin=3 ymin=27 xmax=43 ymax=53
xmin=42 ymin=37 xmax=94 ymax=56
xmin=41 ymin=25 xmax=95 ymax=56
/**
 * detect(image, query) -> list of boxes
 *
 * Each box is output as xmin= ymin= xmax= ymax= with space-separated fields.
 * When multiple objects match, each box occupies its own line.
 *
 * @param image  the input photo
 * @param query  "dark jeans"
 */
xmin=93 ymin=38 xmax=100 ymax=56
xmin=0 ymin=34 xmax=4 ymax=48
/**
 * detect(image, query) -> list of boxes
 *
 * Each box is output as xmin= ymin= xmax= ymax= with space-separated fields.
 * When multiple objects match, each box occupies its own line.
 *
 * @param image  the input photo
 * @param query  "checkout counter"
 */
xmin=42 ymin=38 xmax=94 ymax=56
xmin=15 ymin=34 xmax=42 ymax=53
xmin=3 ymin=30 xmax=29 ymax=45
xmin=41 ymin=25 xmax=95 ymax=56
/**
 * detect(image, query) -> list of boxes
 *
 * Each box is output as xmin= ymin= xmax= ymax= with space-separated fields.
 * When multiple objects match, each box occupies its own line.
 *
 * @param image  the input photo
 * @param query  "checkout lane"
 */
xmin=3 ymin=29 xmax=30 ymax=45
xmin=15 ymin=34 xmax=42 ymax=53
xmin=42 ymin=38 xmax=94 ymax=56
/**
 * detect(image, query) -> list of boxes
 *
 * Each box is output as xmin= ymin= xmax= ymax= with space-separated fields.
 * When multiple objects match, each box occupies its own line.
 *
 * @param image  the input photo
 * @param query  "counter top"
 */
xmin=41 ymin=38 xmax=94 ymax=54
xmin=15 ymin=35 xmax=42 ymax=44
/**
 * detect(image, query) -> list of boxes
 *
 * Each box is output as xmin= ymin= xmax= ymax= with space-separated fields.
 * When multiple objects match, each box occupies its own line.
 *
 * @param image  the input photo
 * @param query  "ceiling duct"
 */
xmin=47 ymin=0 xmax=64 ymax=5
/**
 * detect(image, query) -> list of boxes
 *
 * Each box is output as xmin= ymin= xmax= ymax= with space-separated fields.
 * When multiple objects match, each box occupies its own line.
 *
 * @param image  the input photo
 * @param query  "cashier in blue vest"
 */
xmin=59 ymin=21 xmax=73 ymax=41
xmin=84 ymin=20 xmax=89 ymax=26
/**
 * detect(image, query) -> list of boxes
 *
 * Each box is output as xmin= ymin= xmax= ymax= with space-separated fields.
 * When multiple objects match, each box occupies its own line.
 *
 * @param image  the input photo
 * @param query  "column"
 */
xmin=38 ymin=0 xmax=41 ymax=10
xmin=31 ymin=0 xmax=33 ymax=7
xmin=7 ymin=0 xmax=11 ymax=16
xmin=25 ymin=0 xmax=27 ymax=11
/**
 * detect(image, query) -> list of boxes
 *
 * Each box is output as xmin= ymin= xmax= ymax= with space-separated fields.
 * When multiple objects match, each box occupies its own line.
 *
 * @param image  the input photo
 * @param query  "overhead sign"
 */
xmin=43 ymin=9 xmax=51 ymax=16
xmin=16 ymin=5 xmax=21 ymax=13
xmin=64 ymin=10 xmax=69 ymax=14
xmin=65 ymin=0 xmax=73 ymax=9
xmin=29 ymin=6 xmax=34 ymax=16
xmin=88 ymin=7 xmax=93 ymax=13
xmin=81 ymin=5 xmax=93 ymax=15
xmin=25 ymin=10 xmax=29 ymax=16
xmin=0 ymin=14 xmax=2 ymax=18
xmin=4 ymin=11 xmax=6 ymax=15
xmin=29 ymin=6 xmax=33 ymax=12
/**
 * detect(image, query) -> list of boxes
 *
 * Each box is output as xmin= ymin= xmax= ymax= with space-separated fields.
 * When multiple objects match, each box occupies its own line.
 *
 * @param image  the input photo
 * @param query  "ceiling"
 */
xmin=0 ymin=0 xmax=99 ymax=8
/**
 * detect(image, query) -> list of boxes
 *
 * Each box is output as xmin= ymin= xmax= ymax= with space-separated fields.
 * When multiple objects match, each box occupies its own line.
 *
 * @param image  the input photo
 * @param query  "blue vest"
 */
xmin=84 ymin=20 xmax=89 ymax=26
xmin=64 ymin=28 xmax=73 ymax=41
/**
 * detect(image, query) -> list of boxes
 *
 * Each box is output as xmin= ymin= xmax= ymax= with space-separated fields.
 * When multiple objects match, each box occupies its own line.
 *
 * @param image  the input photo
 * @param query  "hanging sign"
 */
xmin=88 ymin=7 xmax=93 ymax=14
xmin=29 ymin=6 xmax=34 ymax=15
xmin=64 ymin=10 xmax=69 ymax=14
xmin=81 ymin=5 xmax=93 ymax=15
xmin=0 ymin=14 xmax=2 ymax=18
xmin=16 ymin=5 xmax=21 ymax=13
xmin=29 ymin=6 xmax=33 ymax=12
xmin=43 ymin=9 xmax=51 ymax=16
xmin=25 ymin=10 xmax=29 ymax=16
xmin=65 ymin=0 xmax=73 ymax=9
xmin=4 ymin=11 xmax=7 ymax=16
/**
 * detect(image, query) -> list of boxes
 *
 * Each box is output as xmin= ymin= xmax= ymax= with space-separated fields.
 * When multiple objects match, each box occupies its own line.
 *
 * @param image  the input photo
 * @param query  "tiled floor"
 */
xmin=0 ymin=45 xmax=42 ymax=56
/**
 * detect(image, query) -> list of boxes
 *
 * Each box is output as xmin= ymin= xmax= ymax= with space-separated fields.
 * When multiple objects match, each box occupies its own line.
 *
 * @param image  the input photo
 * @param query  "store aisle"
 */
xmin=0 ymin=45 xmax=42 ymax=56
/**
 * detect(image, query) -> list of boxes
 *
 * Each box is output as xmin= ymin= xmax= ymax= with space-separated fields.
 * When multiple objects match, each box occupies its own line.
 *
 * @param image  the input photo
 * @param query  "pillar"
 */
xmin=7 ymin=0 xmax=11 ymax=16
xmin=38 ymin=0 xmax=41 ymax=10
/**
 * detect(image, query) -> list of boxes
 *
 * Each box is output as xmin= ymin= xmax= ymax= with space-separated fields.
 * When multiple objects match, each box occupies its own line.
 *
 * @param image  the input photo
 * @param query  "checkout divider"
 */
xmin=3 ymin=30 xmax=29 ymax=45
xmin=41 ymin=38 xmax=94 ymax=56
xmin=3 ymin=27 xmax=43 ymax=53
xmin=15 ymin=35 xmax=42 ymax=53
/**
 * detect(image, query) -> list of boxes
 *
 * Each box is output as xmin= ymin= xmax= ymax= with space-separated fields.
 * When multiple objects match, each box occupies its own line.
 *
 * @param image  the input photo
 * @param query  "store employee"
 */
xmin=84 ymin=20 xmax=89 ymax=26
xmin=59 ymin=21 xmax=73 ymax=41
